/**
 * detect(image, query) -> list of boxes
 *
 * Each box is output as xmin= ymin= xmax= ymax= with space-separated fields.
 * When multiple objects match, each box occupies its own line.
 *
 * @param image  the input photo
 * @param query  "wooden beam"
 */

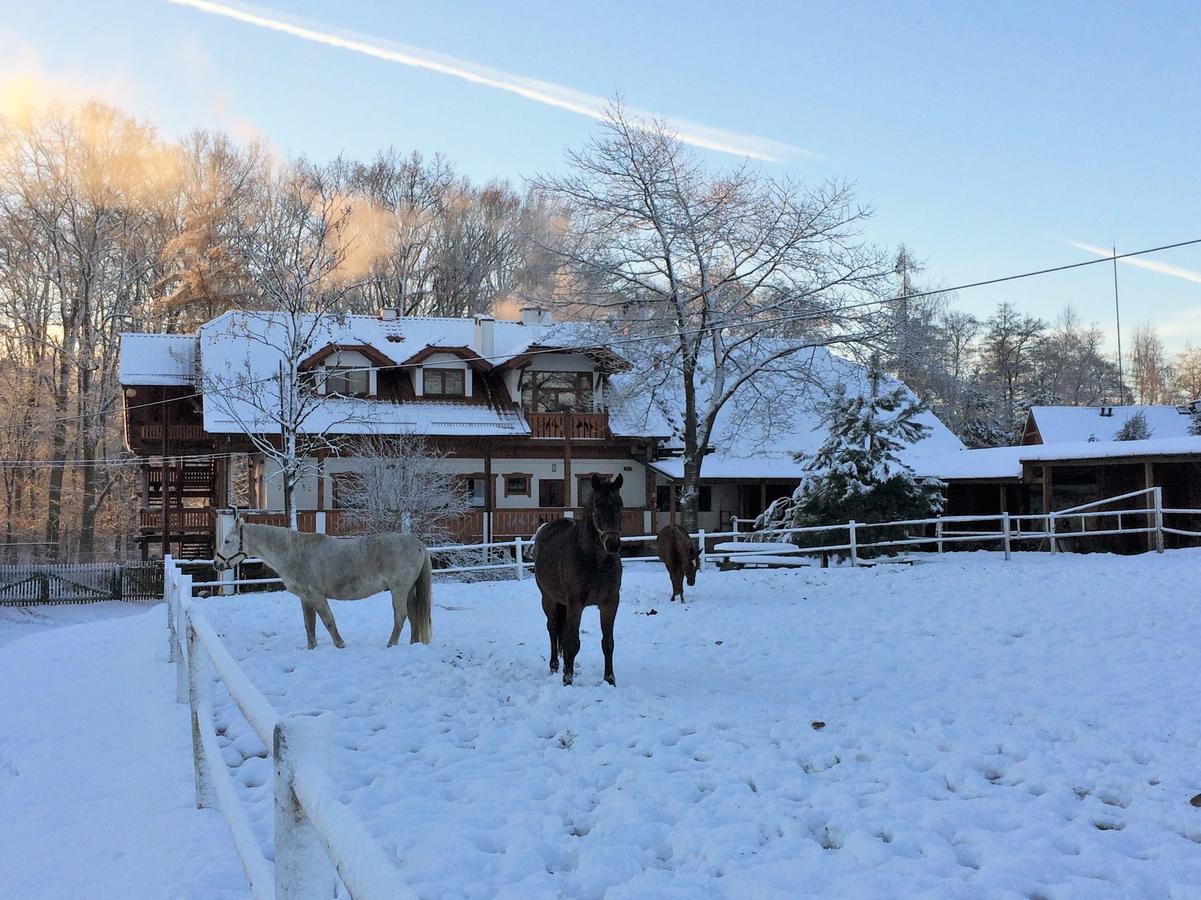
xmin=1144 ymin=461 xmax=1156 ymax=552
xmin=1041 ymin=465 xmax=1052 ymax=518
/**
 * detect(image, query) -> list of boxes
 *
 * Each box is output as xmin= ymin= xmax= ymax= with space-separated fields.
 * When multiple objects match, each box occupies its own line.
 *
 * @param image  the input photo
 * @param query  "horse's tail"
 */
xmin=412 ymin=549 xmax=433 ymax=644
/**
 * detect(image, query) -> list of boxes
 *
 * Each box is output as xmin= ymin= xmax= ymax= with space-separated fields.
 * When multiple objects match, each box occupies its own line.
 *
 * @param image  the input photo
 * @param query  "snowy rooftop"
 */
xmin=1029 ymin=404 xmax=1197 ymax=443
xmin=630 ymin=346 xmax=966 ymax=481
xmin=118 ymin=333 xmax=197 ymax=386
xmin=916 ymin=435 xmax=1201 ymax=481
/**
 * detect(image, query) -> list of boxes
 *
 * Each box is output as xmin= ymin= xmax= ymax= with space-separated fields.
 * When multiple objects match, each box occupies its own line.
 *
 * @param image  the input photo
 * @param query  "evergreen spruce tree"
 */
xmin=756 ymin=364 xmax=945 ymax=556
xmin=1115 ymin=411 xmax=1152 ymax=441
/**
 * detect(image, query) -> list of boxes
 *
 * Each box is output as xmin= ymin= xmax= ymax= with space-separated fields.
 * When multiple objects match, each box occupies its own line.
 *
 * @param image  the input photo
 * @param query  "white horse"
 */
xmin=213 ymin=519 xmax=432 ymax=649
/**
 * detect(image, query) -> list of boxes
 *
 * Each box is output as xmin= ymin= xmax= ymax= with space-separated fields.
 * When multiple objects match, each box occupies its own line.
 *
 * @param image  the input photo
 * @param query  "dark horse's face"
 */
xmin=588 ymin=473 xmax=625 ymax=555
xmin=685 ymin=545 xmax=700 ymax=586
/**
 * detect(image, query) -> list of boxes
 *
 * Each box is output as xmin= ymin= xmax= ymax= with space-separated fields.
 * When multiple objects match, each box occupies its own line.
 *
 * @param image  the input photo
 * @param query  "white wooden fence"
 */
xmin=165 ymin=559 xmax=413 ymax=900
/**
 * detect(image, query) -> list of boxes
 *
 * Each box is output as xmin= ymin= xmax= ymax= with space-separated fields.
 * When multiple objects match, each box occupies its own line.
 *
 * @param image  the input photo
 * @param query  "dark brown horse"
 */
xmin=534 ymin=473 xmax=624 ymax=685
xmin=656 ymin=523 xmax=699 ymax=603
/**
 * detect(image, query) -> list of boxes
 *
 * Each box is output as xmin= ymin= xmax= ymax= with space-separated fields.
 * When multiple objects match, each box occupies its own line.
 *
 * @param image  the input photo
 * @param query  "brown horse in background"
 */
xmin=534 ymin=474 xmax=624 ymax=685
xmin=656 ymin=523 xmax=699 ymax=603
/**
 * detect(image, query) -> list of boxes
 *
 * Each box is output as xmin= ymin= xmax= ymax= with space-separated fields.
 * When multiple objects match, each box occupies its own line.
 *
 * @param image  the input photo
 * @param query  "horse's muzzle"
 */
xmin=602 ymin=532 xmax=622 ymax=555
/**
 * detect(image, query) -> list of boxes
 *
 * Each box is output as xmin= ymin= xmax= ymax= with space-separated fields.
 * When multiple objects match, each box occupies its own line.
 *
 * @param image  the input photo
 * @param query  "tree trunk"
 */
xmin=44 ymin=354 xmax=73 ymax=561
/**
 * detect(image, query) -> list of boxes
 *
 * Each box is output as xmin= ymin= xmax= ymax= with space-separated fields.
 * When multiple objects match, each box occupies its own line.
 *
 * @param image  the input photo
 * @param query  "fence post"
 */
xmin=731 ymin=517 xmax=740 ymax=543
xmin=186 ymin=619 xmax=215 ymax=809
xmin=514 ymin=536 xmax=525 ymax=580
xmin=1002 ymin=512 xmax=1012 ymax=561
xmin=274 ymin=713 xmax=338 ymax=900
xmin=1048 ymin=514 xmax=1058 ymax=554
xmin=697 ymin=529 xmax=707 ymax=570
xmin=175 ymin=575 xmax=191 ymax=704
xmin=315 ymin=511 xmax=327 ymax=535
xmin=1154 ymin=486 xmax=1165 ymax=554
xmin=165 ymin=554 xmax=177 ymax=661
xmin=935 ymin=519 xmax=944 ymax=554
xmin=848 ymin=520 xmax=858 ymax=566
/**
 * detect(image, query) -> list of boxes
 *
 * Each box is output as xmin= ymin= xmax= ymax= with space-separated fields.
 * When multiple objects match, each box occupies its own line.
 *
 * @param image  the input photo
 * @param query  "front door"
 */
xmin=539 ymin=478 xmax=565 ymax=507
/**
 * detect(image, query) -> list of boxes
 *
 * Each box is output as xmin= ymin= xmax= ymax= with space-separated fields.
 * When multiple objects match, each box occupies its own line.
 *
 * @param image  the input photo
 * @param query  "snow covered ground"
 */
xmin=186 ymin=550 xmax=1201 ymax=899
xmin=0 ymin=603 xmax=248 ymax=900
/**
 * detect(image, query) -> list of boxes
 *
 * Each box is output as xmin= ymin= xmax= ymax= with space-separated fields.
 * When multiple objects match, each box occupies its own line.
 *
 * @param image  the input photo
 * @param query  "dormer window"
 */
xmin=424 ymin=368 xmax=465 ymax=398
xmin=522 ymin=371 xmax=594 ymax=413
xmin=323 ymin=366 xmax=370 ymax=397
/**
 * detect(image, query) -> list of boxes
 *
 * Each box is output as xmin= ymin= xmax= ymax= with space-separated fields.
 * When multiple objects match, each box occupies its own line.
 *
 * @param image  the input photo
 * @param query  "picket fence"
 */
xmin=164 ymin=486 xmax=1201 ymax=898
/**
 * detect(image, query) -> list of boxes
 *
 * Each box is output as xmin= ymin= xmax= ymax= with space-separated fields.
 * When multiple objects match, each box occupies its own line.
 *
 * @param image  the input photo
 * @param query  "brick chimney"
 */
xmin=474 ymin=315 xmax=496 ymax=359
xmin=520 ymin=306 xmax=551 ymax=326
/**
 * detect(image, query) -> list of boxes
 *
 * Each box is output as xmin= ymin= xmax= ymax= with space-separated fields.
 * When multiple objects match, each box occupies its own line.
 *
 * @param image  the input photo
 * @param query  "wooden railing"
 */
xmin=139 ymin=508 xmax=214 ymax=530
xmin=526 ymin=411 xmax=609 ymax=440
xmin=134 ymin=423 xmax=209 ymax=444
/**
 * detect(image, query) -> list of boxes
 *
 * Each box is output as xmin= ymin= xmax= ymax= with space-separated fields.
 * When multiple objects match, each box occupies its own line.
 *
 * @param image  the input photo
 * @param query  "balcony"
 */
xmin=526 ymin=411 xmax=609 ymax=440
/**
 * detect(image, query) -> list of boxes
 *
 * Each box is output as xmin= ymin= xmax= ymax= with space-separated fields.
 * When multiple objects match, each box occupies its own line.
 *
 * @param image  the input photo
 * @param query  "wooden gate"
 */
xmin=0 ymin=562 xmax=164 ymax=606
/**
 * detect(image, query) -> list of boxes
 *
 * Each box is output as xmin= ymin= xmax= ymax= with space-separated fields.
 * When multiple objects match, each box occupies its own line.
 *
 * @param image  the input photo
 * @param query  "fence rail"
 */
xmin=166 ymin=560 xmax=413 ymax=899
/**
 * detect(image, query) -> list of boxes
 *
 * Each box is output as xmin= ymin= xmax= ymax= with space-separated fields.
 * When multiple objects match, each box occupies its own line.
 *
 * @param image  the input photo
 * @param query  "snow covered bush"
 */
xmin=755 ymin=374 xmax=945 ymax=556
xmin=334 ymin=434 xmax=468 ymax=545
xmin=1115 ymin=411 xmax=1152 ymax=441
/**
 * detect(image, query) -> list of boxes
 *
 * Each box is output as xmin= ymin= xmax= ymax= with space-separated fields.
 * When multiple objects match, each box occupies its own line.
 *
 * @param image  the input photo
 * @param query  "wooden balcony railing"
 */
xmin=526 ymin=411 xmax=609 ymax=440
xmin=133 ymin=424 xmax=210 ymax=445
xmin=138 ymin=508 xmax=214 ymax=531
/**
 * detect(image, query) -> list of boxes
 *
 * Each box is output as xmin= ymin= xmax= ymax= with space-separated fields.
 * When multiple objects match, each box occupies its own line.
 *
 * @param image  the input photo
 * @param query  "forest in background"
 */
xmin=1 ymin=99 xmax=1197 ymax=561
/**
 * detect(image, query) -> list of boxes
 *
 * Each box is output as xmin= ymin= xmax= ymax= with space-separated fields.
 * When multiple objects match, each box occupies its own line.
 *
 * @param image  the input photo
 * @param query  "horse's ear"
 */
xmin=611 ymin=473 xmax=623 ymax=490
xmin=590 ymin=473 xmax=602 ymax=489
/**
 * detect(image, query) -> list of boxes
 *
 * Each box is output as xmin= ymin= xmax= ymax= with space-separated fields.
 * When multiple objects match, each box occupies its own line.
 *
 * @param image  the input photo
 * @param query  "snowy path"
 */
xmin=199 ymin=551 xmax=1201 ymax=899
xmin=0 ymin=606 xmax=247 ymax=900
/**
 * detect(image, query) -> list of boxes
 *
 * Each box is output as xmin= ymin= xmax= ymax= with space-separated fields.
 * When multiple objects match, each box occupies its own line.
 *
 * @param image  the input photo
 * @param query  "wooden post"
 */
xmin=273 ymin=714 xmax=338 ymax=900
xmin=186 ymin=621 xmax=214 ymax=809
xmin=1144 ymin=461 xmax=1157 ymax=553
xmin=561 ymin=442 xmax=572 ymax=513
xmin=1002 ymin=512 xmax=1012 ymax=560
xmin=1048 ymin=514 xmax=1058 ymax=554
xmin=935 ymin=519 xmax=944 ymax=553
xmin=315 ymin=451 xmax=326 ymax=511
xmin=848 ymin=520 xmax=858 ymax=566
xmin=174 ymin=575 xmax=190 ymax=704
xmin=697 ymin=528 xmax=707 ymax=571
xmin=514 ymin=536 xmax=525 ymax=580
xmin=1153 ymin=485 xmax=1165 ymax=554
xmin=165 ymin=554 xmax=177 ymax=661
xmin=161 ymin=388 xmax=171 ymax=559
xmin=669 ymin=481 xmax=677 ymax=526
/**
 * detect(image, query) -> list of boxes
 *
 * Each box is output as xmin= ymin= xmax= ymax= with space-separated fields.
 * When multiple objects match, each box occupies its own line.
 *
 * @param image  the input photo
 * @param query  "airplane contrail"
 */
xmin=1063 ymin=238 xmax=1201 ymax=285
xmin=167 ymin=0 xmax=809 ymax=163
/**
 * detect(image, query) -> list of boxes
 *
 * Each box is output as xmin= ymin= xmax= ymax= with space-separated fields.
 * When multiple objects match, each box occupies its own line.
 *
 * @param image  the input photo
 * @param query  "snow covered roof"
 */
xmin=118 ymin=333 xmax=197 ymax=386
xmin=627 ymin=346 xmax=966 ymax=481
xmin=915 ymin=435 xmax=1201 ymax=481
xmin=1028 ymin=405 xmax=1197 ymax=443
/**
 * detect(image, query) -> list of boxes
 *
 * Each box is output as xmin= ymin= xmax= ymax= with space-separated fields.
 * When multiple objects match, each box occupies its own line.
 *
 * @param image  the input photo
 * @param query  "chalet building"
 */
xmin=120 ymin=308 xmax=969 ymax=558
xmin=921 ymin=404 xmax=1201 ymax=551
xmin=120 ymin=308 xmax=668 ymax=559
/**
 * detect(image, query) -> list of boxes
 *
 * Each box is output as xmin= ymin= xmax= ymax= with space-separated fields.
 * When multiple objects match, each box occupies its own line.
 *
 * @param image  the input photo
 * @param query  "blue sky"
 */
xmin=4 ymin=0 xmax=1199 ymax=350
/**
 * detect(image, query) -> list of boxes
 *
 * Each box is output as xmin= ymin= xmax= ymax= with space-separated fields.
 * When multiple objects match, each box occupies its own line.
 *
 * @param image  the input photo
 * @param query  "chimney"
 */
xmin=378 ymin=306 xmax=399 ymax=321
xmin=474 ymin=314 xmax=496 ymax=359
xmin=520 ymin=306 xmax=552 ymax=326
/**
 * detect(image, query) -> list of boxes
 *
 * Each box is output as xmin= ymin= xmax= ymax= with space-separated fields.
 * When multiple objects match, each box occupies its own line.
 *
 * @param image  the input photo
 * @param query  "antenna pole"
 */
xmin=1112 ymin=243 xmax=1125 ymax=405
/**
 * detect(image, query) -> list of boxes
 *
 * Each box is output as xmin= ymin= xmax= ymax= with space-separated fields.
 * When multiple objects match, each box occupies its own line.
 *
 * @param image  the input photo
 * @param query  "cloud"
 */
xmin=166 ymin=0 xmax=810 ymax=163
xmin=1062 ymin=238 xmax=1201 ymax=286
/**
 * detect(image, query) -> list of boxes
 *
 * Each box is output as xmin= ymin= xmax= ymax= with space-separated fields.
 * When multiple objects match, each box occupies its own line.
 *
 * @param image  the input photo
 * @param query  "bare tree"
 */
xmin=202 ymin=163 xmax=368 ymax=528
xmin=1174 ymin=343 xmax=1201 ymax=402
xmin=532 ymin=104 xmax=886 ymax=530
xmin=333 ymin=433 xmax=468 ymax=543
xmin=1131 ymin=322 xmax=1172 ymax=404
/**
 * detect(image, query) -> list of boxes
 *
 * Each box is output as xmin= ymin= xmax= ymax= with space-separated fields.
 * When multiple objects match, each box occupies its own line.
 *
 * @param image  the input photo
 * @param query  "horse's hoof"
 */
xmin=562 ymin=672 xmax=573 ymax=686
xmin=334 ymin=640 xmax=346 ymax=649
xmin=605 ymin=675 xmax=616 ymax=686
xmin=306 ymin=642 xmax=317 ymax=650
xmin=549 ymin=660 xmax=559 ymax=673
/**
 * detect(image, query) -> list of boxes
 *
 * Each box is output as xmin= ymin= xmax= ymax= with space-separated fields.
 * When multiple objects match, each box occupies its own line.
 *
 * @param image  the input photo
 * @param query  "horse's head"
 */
xmin=587 ymin=473 xmax=624 ymax=556
xmin=686 ymin=542 xmax=700 ymax=586
xmin=213 ymin=516 xmax=248 ymax=571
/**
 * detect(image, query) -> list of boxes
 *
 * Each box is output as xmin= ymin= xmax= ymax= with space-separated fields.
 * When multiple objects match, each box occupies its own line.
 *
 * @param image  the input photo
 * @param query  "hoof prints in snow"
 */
xmin=202 ymin=551 xmax=1201 ymax=897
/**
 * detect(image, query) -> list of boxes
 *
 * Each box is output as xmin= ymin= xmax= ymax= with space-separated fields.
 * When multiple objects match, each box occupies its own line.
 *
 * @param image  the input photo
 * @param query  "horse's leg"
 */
xmin=561 ymin=602 xmax=583 ymax=686
xmin=313 ymin=597 xmax=346 ymax=649
xmin=542 ymin=594 xmax=560 ymax=673
xmin=302 ymin=600 xmax=318 ymax=649
xmin=600 ymin=599 xmax=618 ymax=686
xmin=387 ymin=588 xmax=407 ymax=648
xmin=671 ymin=566 xmax=683 ymax=602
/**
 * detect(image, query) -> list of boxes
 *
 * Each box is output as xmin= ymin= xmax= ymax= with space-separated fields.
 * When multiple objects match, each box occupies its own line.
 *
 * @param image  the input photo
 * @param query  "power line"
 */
xmin=0 ymin=236 xmax=1198 ymax=436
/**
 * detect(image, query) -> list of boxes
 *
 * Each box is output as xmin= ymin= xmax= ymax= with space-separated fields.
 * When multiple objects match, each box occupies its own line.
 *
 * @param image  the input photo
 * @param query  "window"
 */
xmin=656 ymin=484 xmax=673 ymax=511
xmin=656 ymin=484 xmax=710 ymax=512
xmin=323 ymin=366 xmax=369 ymax=397
xmin=539 ymin=479 xmax=565 ymax=507
xmin=504 ymin=474 xmax=531 ymax=497
xmin=424 ymin=368 xmax=465 ymax=398
xmin=577 ymin=473 xmax=613 ymax=507
xmin=459 ymin=474 xmax=486 ymax=508
xmin=330 ymin=472 xmax=364 ymax=509
xmin=698 ymin=485 xmax=712 ymax=513
xmin=521 ymin=371 xmax=594 ymax=413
